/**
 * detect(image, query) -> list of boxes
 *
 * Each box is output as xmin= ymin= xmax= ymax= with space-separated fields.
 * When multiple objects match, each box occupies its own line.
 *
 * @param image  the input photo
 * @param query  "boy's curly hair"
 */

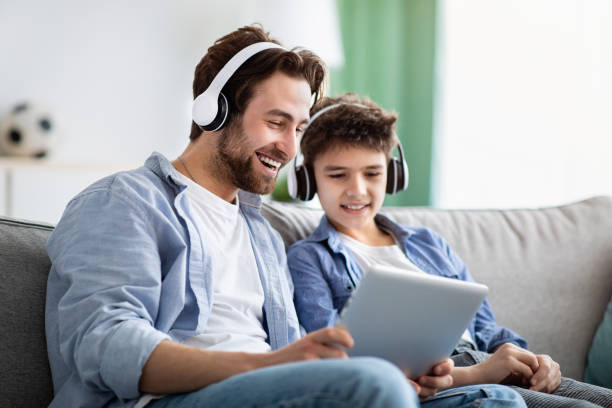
xmin=301 ymin=93 xmax=398 ymax=167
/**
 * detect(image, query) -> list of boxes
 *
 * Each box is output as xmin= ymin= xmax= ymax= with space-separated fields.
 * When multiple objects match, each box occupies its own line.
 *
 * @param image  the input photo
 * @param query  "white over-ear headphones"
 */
xmin=192 ymin=41 xmax=286 ymax=132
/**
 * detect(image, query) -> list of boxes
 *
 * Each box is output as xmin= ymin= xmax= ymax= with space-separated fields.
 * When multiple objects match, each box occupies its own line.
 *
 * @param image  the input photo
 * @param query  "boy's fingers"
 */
xmin=529 ymin=355 xmax=561 ymax=392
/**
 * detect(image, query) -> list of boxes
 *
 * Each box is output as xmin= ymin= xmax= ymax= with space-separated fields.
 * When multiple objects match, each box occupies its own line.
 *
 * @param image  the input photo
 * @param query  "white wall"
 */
xmin=0 ymin=0 xmax=341 ymax=222
xmin=434 ymin=0 xmax=612 ymax=208
xmin=0 ymin=0 xmax=342 ymax=165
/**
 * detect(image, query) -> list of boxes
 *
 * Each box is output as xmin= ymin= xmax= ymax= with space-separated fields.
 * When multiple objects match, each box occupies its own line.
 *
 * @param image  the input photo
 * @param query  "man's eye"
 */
xmin=366 ymin=172 xmax=382 ymax=177
xmin=328 ymin=174 xmax=344 ymax=179
xmin=268 ymin=121 xmax=282 ymax=127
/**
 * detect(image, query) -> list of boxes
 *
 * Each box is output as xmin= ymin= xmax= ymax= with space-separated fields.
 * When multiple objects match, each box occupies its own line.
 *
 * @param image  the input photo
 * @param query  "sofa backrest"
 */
xmin=2 ymin=197 xmax=611 ymax=406
xmin=262 ymin=196 xmax=612 ymax=381
xmin=0 ymin=217 xmax=54 ymax=407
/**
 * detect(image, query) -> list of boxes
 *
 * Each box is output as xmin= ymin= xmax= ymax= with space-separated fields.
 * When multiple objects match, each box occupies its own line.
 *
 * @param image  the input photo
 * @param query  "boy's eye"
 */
xmin=366 ymin=172 xmax=382 ymax=178
xmin=328 ymin=173 xmax=345 ymax=179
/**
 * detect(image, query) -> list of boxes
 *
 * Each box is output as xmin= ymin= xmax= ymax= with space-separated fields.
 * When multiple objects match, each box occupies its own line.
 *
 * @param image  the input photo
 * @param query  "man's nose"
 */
xmin=278 ymin=128 xmax=298 ymax=160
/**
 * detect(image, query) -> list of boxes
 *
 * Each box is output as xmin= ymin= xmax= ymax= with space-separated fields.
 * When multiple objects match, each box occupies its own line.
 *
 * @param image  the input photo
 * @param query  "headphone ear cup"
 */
xmin=304 ymin=164 xmax=317 ymax=201
xmin=200 ymin=93 xmax=230 ymax=131
xmin=291 ymin=164 xmax=317 ymax=201
xmin=386 ymin=158 xmax=399 ymax=194
xmin=385 ymin=157 xmax=397 ymax=194
xmin=386 ymin=157 xmax=409 ymax=194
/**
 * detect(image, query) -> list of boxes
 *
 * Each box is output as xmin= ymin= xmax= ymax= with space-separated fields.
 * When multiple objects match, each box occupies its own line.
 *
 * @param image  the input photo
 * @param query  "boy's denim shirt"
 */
xmin=287 ymin=214 xmax=527 ymax=354
xmin=45 ymin=152 xmax=300 ymax=408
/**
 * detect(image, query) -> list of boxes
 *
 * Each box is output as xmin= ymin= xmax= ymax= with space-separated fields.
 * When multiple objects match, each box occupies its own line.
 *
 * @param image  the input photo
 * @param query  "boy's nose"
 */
xmin=347 ymin=175 xmax=367 ymax=197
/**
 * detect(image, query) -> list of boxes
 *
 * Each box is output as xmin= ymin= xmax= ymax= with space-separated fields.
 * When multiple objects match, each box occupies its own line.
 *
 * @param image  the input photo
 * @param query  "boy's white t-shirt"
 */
xmin=136 ymin=172 xmax=270 ymax=407
xmin=338 ymin=231 xmax=475 ymax=346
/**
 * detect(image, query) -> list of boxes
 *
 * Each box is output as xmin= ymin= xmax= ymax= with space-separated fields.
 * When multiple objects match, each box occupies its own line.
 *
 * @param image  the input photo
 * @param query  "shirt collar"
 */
xmin=305 ymin=213 xmax=414 ymax=253
xmin=144 ymin=151 xmax=263 ymax=209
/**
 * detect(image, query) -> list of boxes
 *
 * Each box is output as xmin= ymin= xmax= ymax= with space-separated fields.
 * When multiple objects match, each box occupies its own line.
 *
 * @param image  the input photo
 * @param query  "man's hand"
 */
xmin=407 ymin=358 xmax=454 ymax=399
xmin=265 ymin=327 xmax=353 ymax=366
xmin=528 ymin=354 xmax=561 ymax=393
xmin=474 ymin=343 xmax=539 ymax=386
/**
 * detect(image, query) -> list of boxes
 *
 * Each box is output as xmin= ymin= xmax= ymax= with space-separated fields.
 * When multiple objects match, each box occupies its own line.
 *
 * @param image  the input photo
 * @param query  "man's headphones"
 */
xmin=192 ymin=42 xmax=286 ymax=132
xmin=288 ymin=103 xmax=409 ymax=201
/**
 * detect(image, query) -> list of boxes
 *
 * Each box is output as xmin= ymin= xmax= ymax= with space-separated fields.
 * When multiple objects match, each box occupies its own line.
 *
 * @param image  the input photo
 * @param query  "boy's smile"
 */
xmin=313 ymin=145 xmax=388 ymax=241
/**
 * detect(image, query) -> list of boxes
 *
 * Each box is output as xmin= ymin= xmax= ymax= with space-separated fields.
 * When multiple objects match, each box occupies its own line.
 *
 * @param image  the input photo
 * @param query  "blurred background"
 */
xmin=0 ymin=0 xmax=610 ymax=223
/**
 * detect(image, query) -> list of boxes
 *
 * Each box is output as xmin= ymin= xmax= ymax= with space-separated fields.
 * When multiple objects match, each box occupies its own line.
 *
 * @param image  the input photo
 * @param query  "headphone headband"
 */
xmin=192 ymin=42 xmax=286 ymax=128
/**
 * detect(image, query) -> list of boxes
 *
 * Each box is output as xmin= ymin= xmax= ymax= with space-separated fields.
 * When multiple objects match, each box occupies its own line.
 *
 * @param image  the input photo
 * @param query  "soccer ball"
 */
xmin=0 ymin=102 xmax=58 ymax=158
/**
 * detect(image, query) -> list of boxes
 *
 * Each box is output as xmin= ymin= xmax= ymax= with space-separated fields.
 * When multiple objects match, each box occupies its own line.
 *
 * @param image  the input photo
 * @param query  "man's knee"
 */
xmin=340 ymin=357 xmax=418 ymax=408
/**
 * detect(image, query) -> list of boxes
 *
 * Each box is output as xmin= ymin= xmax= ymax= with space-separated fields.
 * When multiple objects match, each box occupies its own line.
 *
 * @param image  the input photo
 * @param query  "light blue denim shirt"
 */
xmin=287 ymin=214 xmax=527 ymax=354
xmin=45 ymin=152 xmax=301 ymax=408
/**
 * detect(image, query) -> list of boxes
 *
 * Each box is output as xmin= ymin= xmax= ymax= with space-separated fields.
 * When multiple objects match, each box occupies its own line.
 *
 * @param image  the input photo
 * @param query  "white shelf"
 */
xmin=1 ymin=159 xmax=139 ymax=224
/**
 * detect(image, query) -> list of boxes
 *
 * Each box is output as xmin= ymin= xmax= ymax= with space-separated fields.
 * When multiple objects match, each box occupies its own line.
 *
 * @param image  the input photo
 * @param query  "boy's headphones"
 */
xmin=288 ymin=103 xmax=409 ymax=201
xmin=192 ymin=41 xmax=286 ymax=132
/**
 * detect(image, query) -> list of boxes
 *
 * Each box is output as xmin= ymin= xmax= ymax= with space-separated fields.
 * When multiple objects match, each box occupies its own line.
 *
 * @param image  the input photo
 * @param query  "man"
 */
xmin=45 ymin=26 xmax=524 ymax=408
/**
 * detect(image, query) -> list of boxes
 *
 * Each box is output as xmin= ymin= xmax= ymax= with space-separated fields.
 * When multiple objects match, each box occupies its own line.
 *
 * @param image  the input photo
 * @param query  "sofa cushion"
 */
xmin=262 ymin=196 xmax=612 ymax=380
xmin=0 ymin=217 xmax=54 ymax=407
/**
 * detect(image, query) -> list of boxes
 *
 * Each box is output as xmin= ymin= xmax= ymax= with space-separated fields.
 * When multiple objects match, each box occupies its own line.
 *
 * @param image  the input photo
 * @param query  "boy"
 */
xmin=287 ymin=93 xmax=612 ymax=408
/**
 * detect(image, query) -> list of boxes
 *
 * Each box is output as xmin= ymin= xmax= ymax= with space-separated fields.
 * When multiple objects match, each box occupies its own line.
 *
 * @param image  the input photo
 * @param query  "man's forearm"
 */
xmin=138 ymin=339 xmax=266 ymax=394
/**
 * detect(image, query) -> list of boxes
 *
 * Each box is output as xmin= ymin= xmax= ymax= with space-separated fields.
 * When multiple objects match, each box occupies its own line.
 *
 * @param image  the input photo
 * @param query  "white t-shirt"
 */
xmin=176 ymin=172 xmax=270 ymax=353
xmin=136 ymin=173 xmax=270 ymax=407
xmin=338 ymin=231 xmax=475 ymax=345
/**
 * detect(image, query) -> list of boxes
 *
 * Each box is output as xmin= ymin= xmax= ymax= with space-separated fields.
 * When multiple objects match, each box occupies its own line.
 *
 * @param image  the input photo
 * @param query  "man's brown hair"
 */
xmin=300 ymin=93 xmax=399 ymax=168
xmin=190 ymin=25 xmax=327 ymax=140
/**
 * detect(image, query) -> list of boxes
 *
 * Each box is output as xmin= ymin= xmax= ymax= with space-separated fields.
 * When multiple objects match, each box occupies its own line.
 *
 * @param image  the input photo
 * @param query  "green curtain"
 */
xmin=330 ymin=0 xmax=437 ymax=206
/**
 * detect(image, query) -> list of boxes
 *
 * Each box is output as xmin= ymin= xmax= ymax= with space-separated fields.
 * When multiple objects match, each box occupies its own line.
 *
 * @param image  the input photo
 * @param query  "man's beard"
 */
xmin=212 ymin=118 xmax=284 ymax=195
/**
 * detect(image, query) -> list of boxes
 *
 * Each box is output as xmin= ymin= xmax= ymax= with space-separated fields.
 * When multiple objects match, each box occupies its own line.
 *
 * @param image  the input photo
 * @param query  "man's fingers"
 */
xmin=432 ymin=358 xmax=454 ymax=376
xmin=419 ymin=374 xmax=453 ymax=390
xmin=306 ymin=341 xmax=349 ymax=359
xmin=407 ymin=378 xmax=422 ymax=395
xmin=311 ymin=327 xmax=354 ymax=348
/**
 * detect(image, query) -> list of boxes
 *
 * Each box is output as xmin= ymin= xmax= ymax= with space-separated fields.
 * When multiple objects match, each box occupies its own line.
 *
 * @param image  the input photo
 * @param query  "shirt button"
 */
xmin=346 ymin=285 xmax=353 ymax=291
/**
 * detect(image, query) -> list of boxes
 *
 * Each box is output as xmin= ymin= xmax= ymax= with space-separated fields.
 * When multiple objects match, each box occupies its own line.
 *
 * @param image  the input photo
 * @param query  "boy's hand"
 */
xmin=407 ymin=358 xmax=454 ymax=399
xmin=475 ymin=343 xmax=539 ymax=385
xmin=528 ymin=354 xmax=561 ymax=393
xmin=265 ymin=327 xmax=353 ymax=366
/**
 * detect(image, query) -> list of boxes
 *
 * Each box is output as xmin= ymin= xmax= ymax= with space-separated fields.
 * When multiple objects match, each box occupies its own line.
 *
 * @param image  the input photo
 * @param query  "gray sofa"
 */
xmin=2 ymin=196 xmax=612 ymax=407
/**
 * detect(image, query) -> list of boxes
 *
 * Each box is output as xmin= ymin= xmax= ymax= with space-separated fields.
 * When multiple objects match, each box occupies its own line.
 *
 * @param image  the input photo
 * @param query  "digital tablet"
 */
xmin=336 ymin=265 xmax=488 ymax=378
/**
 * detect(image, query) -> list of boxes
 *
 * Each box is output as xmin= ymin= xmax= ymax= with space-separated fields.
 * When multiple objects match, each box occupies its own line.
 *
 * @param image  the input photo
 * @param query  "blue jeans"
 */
xmin=149 ymin=357 xmax=525 ymax=408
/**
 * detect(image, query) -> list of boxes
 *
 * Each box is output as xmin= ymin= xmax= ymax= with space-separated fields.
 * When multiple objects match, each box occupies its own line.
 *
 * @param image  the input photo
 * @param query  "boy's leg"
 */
xmin=452 ymin=347 xmax=612 ymax=407
xmin=150 ymin=357 xmax=418 ymax=408
xmin=513 ymin=377 xmax=612 ymax=408
xmin=422 ymin=384 xmax=526 ymax=408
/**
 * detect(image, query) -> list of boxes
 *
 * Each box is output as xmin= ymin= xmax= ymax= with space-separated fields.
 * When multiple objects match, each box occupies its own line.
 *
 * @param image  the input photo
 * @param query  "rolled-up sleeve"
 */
xmin=47 ymin=186 xmax=173 ymax=399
